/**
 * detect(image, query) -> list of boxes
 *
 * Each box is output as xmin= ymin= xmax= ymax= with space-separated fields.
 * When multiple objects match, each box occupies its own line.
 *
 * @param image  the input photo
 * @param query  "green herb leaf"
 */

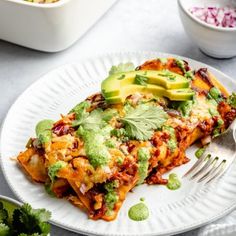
xmin=109 ymin=62 xmax=135 ymax=76
xmin=12 ymin=204 xmax=51 ymax=235
xmin=0 ymin=223 xmax=10 ymax=236
xmin=69 ymin=101 xmax=90 ymax=116
xmin=0 ymin=208 xmax=8 ymax=224
xmin=121 ymin=104 xmax=168 ymax=140
xmin=72 ymin=108 xmax=114 ymax=131
xmin=134 ymin=75 xmax=148 ymax=86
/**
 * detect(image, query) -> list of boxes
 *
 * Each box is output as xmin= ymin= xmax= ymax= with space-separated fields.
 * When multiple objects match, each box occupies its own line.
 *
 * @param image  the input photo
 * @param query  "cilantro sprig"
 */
xmin=120 ymin=104 xmax=168 ymax=140
xmin=0 ymin=201 xmax=51 ymax=236
xmin=109 ymin=62 xmax=135 ymax=76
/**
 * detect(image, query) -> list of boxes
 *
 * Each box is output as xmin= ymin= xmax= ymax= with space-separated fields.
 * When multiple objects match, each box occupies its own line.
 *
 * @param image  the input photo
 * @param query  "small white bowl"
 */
xmin=178 ymin=0 xmax=236 ymax=58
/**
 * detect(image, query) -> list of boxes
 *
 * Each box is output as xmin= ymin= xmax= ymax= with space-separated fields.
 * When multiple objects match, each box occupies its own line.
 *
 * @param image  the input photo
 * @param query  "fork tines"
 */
xmin=183 ymin=154 xmax=226 ymax=184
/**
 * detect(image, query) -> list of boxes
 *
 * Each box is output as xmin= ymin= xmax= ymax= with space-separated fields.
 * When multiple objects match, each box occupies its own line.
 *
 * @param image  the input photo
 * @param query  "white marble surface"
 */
xmin=0 ymin=0 xmax=235 ymax=235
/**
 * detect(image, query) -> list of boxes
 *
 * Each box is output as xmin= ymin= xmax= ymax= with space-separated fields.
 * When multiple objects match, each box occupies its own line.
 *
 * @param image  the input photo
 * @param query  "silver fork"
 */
xmin=183 ymin=120 xmax=236 ymax=184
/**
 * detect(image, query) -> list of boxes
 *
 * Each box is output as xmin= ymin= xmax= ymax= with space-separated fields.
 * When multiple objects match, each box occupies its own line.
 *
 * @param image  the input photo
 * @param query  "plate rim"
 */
xmin=1 ymin=51 xmax=236 ymax=236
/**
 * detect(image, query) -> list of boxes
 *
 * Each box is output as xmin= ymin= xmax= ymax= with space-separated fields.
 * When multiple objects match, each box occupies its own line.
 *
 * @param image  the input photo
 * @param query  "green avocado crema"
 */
xmin=137 ymin=147 xmax=151 ymax=185
xmin=104 ymin=181 xmax=119 ymax=214
xmin=35 ymin=119 xmax=54 ymax=144
xmin=163 ymin=126 xmax=177 ymax=152
xmin=167 ymin=173 xmax=181 ymax=190
xmin=80 ymin=129 xmax=111 ymax=168
xmin=128 ymin=201 xmax=149 ymax=221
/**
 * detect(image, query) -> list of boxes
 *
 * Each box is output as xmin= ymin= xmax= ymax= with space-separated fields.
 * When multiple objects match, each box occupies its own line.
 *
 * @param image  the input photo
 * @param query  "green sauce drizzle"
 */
xmin=82 ymin=130 xmax=110 ymax=168
xmin=137 ymin=147 xmax=150 ymax=185
xmin=128 ymin=201 xmax=149 ymax=221
xmin=167 ymin=173 xmax=181 ymax=190
xmin=195 ymin=147 xmax=206 ymax=159
xmin=104 ymin=181 xmax=119 ymax=215
xmin=163 ymin=126 xmax=177 ymax=152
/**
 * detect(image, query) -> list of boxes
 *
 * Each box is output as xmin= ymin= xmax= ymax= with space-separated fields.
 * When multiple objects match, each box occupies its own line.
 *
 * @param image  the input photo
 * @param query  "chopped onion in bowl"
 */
xmin=189 ymin=6 xmax=236 ymax=28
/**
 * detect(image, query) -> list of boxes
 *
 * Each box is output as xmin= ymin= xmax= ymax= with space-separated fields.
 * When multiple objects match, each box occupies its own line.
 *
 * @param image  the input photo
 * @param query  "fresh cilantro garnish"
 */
xmin=12 ymin=204 xmax=51 ymax=236
xmin=48 ymin=161 xmax=67 ymax=182
xmin=0 ymin=202 xmax=51 ymax=236
xmin=111 ymin=128 xmax=127 ymax=138
xmin=0 ymin=223 xmax=10 ymax=236
xmin=101 ymin=109 xmax=118 ymax=122
xmin=72 ymin=108 xmax=106 ymax=130
xmin=69 ymin=101 xmax=91 ymax=117
xmin=134 ymin=75 xmax=148 ymax=86
xmin=228 ymin=92 xmax=236 ymax=108
xmin=109 ymin=62 xmax=135 ymax=76
xmin=120 ymin=104 xmax=168 ymax=140
xmin=0 ymin=203 xmax=8 ymax=224
xmin=73 ymin=106 xmax=119 ymax=132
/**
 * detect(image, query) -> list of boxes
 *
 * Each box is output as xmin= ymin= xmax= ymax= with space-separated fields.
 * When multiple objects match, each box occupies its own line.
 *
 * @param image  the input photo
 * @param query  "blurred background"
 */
xmin=0 ymin=0 xmax=236 ymax=235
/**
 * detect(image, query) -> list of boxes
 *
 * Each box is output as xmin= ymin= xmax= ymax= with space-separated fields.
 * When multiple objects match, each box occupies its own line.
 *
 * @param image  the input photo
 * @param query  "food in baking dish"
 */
xmin=17 ymin=58 xmax=236 ymax=221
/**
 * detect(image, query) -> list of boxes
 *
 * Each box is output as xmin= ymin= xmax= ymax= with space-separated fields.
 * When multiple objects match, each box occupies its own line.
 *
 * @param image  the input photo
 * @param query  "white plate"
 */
xmin=1 ymin=52 xmax=236 ymax=236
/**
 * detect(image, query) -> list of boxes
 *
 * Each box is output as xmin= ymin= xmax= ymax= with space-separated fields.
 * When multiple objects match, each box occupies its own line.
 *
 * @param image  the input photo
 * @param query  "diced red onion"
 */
xmin=189 ymin=6 xmax=236 ymax=28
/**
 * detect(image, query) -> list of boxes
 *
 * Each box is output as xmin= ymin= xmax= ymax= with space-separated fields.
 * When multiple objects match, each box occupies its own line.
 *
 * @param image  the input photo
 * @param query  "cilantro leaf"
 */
xmin=0 ymin=208 xmax=8 ymax=224
xmin=69 ymin=101 xmax=90 ymax=117
xmin=12 ymin=204 xmax=51 ymax=236
xmin=81 ymin=109 xmax=107 ymax=130
xmin=121 ymin=104 xmax=168 ymax=140
xmin=134 ymin=75 xmax=148 ymax=86
xmin=0 ymin=223 xmax=10 ymax=236
xmin=109 ymin=62 xmax=135 ymax=76
xmin=72 ymin=108 xmax=107 ymax=130
xmin=72 ymin=107 xmax=116 ymax=131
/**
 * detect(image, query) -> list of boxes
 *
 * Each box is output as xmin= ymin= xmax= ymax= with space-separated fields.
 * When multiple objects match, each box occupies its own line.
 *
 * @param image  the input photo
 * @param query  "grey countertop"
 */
xmin=0 ymin=0 xmax=235 ymax=235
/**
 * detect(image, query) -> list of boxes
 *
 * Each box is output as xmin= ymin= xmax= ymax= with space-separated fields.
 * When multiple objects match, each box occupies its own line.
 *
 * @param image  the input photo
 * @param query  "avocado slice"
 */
xmin=102 ymin=70 xmax=190 ymax=97
xmin=105 ymin=84 xmax=165 ymax=104
xmin=166 ymin=89 xmax=195 ymax=101
xmin=104 ymin=84 xmax=194 ymax=104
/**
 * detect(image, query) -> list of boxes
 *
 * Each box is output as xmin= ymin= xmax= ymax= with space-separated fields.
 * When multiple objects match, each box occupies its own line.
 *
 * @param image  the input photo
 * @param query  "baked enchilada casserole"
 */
xmin=17 ymin=58 xmax=236 ymax=221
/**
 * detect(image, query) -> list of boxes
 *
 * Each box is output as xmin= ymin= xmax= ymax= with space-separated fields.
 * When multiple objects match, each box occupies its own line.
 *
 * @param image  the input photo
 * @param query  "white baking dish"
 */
xmin=0 ymin=0 xmax=116 ymax=52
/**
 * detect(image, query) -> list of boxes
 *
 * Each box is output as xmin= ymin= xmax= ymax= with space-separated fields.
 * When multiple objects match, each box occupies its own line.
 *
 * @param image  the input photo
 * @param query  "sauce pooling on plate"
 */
xmin=167 ymin=173 xmax=181 ymax=190
xmin=128 ymin=198 xmax=149 ymax=221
